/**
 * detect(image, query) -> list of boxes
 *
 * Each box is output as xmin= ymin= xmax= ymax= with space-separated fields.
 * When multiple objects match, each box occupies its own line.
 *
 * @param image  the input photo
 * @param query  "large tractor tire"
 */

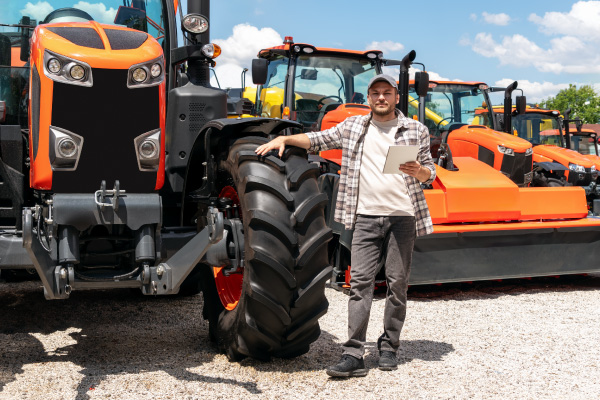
xmin=202 ymin=136 xmax=332 ymax=361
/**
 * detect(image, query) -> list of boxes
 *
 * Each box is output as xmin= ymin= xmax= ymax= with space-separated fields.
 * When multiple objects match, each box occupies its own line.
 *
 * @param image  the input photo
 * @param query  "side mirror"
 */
xmin=300 ymin=69 xmax=318 ymax=80
xmin=114 ymin=6 xmax=147 ymax=31
xmin=414 ymin=71 xmax=429 ymax=98
xmin=20 ymin=16 xmax=31 ymax=63
xmin=0 ymin=34 xmax=11 ymax=66
xmin=251 ymin=58 xmax=268 ymax=85
xmin=515 ymin=95 xmax=527 ymax=114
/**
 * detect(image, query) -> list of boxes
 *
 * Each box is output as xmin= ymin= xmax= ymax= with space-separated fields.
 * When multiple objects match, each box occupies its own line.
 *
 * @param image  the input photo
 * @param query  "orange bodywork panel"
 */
xmin=447 ymin=125 xmax=532 ymax=171
xmin=425 ymin=157 xmax=588 ymax=225
xmin=29 ymin=22 xmax=166 ymax=192
xmin=319 ymin=103 xmax=371 ymax=166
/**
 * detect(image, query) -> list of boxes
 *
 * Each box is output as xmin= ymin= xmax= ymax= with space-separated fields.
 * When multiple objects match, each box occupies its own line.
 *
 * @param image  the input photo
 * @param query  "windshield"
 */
xmin=1 ymin=1 xmax=166 ymax=44
xmin=570 ymin=135 xmax=598 ymax=156
xmin=511 ymin=112 xmax=562 ymax=146
xmin=292 ymin=54 xmax=377 ymax=129
xmin=409 ymin=84 xmax=493 ymax=137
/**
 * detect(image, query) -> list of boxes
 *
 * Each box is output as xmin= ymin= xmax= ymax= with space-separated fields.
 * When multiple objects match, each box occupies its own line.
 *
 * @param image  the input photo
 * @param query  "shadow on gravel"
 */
xmin=405 ymin=273 xmax=600 ymax=302
xmin=362 ymin=339 xmax=455 ymax=366
xmin=0 ymin=282 xmax=262 ymax=398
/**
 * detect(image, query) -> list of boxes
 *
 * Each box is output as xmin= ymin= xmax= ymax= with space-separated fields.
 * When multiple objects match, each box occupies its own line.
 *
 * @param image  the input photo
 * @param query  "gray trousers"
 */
xmin=342 ymin=215 xmax=416 ymax=358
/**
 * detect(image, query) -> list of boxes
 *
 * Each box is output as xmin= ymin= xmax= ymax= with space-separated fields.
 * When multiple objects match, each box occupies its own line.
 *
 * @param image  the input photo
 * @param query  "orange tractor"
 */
xmin=247 ymin=42 xmax=600 ymax=289
xmin=0 ymin=0 xmax=331 ymax=361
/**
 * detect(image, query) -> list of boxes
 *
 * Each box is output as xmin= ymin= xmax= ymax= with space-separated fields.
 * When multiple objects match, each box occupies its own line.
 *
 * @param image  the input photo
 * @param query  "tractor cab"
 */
xmin=252 ymin=37 xmax=382 ymax=132
xmin=409 ymin=80 xmax=534 ymax=186
xmin=491 ymin=106 xmax=597 ymax=187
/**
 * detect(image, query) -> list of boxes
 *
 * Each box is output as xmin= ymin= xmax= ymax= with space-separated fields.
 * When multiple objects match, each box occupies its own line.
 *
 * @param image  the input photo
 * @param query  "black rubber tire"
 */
xmin=203 ymin=136 xmax=332 ymax=361
xmin=532 ymin=172 xmax=567 ymax=187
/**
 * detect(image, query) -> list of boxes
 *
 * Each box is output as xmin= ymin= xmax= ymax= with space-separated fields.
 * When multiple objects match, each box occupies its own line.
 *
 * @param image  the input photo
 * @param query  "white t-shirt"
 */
xmin=356 ymin=118 xmax=415 ymax=216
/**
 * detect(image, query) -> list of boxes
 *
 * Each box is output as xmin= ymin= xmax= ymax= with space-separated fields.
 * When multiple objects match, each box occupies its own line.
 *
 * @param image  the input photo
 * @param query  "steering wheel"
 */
xmin=436 ymin=117 xmax=455 ymax=133
xmin=317 ymin=95 xmax=344 ymax=106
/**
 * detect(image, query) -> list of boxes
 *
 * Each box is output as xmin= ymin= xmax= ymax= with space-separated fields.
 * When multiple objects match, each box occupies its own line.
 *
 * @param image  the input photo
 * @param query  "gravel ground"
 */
xmin=1 ymin=274 xmax=599 ymax=400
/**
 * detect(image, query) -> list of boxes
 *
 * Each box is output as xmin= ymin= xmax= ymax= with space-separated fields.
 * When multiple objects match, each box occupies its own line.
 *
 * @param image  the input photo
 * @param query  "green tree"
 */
xmin=540 ymin=84 xmax=600 ymax=124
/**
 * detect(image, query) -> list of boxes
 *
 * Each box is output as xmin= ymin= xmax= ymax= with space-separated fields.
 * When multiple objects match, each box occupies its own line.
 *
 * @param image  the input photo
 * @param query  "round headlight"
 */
xmin=70 ymin=65 xmax=85 ymax=80
xmin=132 ymin=68 xmax=147 ymax=83
xmin=182 ymin=13 xmax=208 ymax=34
xmin=201 ymin=43 xmax=221 ymax=59
xmin=57 ymin=138 xmax=77 ymax=158
xmin=139 ymin=140 xmax=157 ymax=159
xmin=47 ymin=58 xmax=61 ymax=74
xmin=150 ymin=63 xmax=162 ymax=78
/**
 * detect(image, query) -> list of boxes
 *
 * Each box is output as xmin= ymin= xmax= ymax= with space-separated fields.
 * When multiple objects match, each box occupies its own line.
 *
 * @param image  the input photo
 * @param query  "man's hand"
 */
xmin=255 ymin=136 xmax=288 ymax=157
xmin=255 ymin=133 xmax=311 ymax=157
xmin=399 ymin=161 xmax=430 ymax=182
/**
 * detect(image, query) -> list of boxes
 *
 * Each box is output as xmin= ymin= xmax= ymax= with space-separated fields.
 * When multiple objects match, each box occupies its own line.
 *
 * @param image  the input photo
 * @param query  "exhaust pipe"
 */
xmin=503 ymin=81 xmax=518 ymax=134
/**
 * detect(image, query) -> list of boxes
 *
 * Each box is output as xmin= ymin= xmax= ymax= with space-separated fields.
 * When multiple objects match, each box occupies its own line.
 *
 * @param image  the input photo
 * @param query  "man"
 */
xmin=255 ymin=74 xmax=436 ymax=377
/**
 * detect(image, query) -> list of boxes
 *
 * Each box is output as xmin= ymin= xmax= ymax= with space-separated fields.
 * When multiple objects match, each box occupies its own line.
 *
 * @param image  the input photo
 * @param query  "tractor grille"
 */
xmin=50 ymin=68 xmax=160 ymax=193
xmin=500 ymin=152 xmax=532 ymax=185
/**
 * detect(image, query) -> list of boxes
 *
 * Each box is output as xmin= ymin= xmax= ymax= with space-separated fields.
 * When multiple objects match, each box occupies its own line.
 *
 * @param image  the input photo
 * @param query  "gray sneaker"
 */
xmin=326 ymin=354 xmax=368 ymax=377
xmin=378 ymin=351 xmax=398 ymax=371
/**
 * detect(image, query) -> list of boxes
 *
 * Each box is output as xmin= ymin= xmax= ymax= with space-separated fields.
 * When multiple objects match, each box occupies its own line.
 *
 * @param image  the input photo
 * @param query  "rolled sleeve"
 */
xmin=305 ymin=123 xmax=344 ymax=152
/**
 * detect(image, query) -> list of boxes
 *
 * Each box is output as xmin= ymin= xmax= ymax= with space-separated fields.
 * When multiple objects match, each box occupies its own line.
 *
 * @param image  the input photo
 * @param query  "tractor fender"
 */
xmin=181 ymin=117 xmax=302 ymax=221
xmin=534 ymin=161 xmax=568 ymax=172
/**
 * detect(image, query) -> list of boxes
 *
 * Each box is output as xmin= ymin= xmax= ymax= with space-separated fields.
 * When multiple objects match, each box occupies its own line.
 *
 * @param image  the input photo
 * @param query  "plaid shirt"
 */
xmin=306 ymin=111 xmax=436 ymax=236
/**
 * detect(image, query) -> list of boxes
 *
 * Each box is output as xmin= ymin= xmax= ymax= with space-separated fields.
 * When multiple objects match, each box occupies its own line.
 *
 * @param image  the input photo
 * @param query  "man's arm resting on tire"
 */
xmin=255 ymin=133 xmax=311 ymax=157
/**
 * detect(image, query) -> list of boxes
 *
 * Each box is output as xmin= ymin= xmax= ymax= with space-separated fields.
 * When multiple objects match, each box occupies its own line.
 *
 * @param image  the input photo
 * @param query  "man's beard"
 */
xmin=370 ymin=101 xmax=395 ymax=116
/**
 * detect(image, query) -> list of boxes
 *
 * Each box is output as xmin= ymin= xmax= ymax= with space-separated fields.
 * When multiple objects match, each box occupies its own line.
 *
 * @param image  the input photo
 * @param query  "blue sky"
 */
xmin=3 ymin=1 xmax=599 ymax=103
xmin=206 ymin=0 xmax=600 ymax=103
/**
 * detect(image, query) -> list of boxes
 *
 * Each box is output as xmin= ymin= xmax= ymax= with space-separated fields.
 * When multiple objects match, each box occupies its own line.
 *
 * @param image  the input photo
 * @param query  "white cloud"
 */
xmin=494 ymin=78 xmax=569 ymax=103
xmin=365 ymin=40 xmax=404 ymax=54
xmin=72 ymin=2 xmax=118 ymax=25
xmin=470 ymin=32 xmax=600 ymax=74
xmin=469 ymin=13 xmax=478 ymax=21
xmin=21 ymin=1 xmax=54 ymax=22
xmin=212 ymin=24 xmax=282 ymax=89
xmin=481 ymin=12 xmax=511 ymax=26
xmin=529 ymin=1 xmax=600 ymax=41
xmin=470 ymin=2 xmax=600 ymax=75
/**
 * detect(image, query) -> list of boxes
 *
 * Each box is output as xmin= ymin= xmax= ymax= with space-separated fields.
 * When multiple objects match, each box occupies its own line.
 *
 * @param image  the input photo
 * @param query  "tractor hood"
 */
xmin=31 ymin=21 xmax=163 ymax=70
xmin=534 ymin=145 xmax=595 ymax=168
xmin=450 ymin=125 xmax=532 ymax=152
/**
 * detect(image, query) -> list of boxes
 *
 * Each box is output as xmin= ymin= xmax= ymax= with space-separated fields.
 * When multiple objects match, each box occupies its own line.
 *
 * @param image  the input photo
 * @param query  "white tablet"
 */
xmin=383 ymin=145 xmax=419 ymax=174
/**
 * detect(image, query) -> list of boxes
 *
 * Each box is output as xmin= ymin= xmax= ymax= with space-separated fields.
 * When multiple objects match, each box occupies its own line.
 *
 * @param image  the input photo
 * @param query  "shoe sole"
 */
xmin=326 ymin=368 xmax=368 ymax=377
xmin=378 ymin=365 xmax=398 ymax=371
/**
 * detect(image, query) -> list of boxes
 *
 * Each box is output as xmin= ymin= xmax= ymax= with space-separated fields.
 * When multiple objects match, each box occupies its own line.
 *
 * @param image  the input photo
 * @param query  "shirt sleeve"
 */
xmin=305 ymin=121 xmax=344 ymax=152
xmin=417 ymin=124 xmax=436 ymax=185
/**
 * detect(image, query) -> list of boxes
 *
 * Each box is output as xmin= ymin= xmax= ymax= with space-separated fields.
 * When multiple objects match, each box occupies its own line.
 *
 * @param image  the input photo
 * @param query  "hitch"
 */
xmin=141 ymin=206 xmax=224 ymax=295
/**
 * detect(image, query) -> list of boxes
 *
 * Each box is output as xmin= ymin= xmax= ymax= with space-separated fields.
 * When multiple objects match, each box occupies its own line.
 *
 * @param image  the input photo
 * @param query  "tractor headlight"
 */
xmin=201 ymin=43 xmax=221 ymax=59
xmin=591 ymin=165 xmax=597 ymax=173
xmin=139 ymin=140 xmax=158 ymax=159
xmin=498 ymin=145 xmax=515 ymax=156
xmin=57 ymin=137 xmax=78 ymax=158
xmin=569 ymin=163 xmax=585 ymax=173
xmin=182 ymin=13 xmax=209 ymax=34
xmin=127 ymin=56 xmax=164 ymax=88
xmin=525 ymin=147 xmax=533 ymax=156
xmin=134 ymin=129 xmax=161 ymax=171
xmin=49 ymin=126 xmax=84 ymax=171
xmin=47 ymin=58 xmax=61 ymax=74
xmin=150 ymin=63 xmax=162 ymax=78
xmin=132 ymin=67 xmax=147 ymax=83
xmin=43 ymin=50 xmax=93 ymax=87
xmin=69 ymin=65 xmax=85 ymax=80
